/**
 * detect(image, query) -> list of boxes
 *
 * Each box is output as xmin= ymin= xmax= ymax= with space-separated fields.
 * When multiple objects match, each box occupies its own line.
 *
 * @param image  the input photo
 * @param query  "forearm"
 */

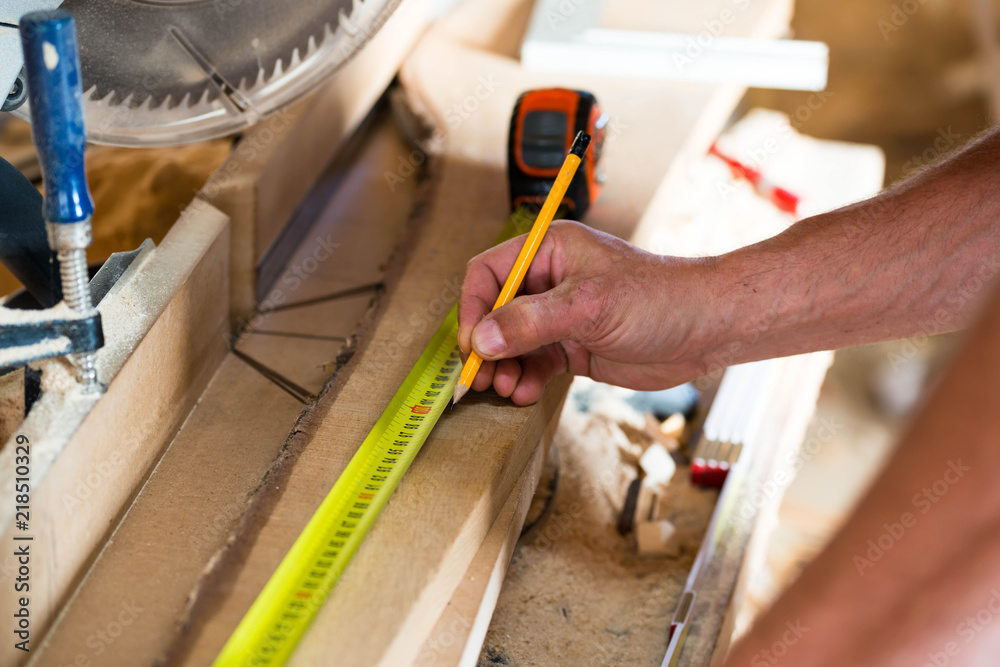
xmin=700 ymin=126 xmax=1000 ymax=369
xmin=722 ymin=281 xmax=1000 ymax=666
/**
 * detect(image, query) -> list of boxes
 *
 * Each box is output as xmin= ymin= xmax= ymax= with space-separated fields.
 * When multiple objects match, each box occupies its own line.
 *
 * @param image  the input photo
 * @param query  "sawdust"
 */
xmin=0 ymin=125 xmax=230 ymax=298
xmin=0 ymin=336 xmax=69 ymax=368
xmin=35 ymin=356 xmax=78 ymax=394
xmin=0 ymin=369 xmax=25 ymax=451
xmin=481 ymin=385 xmax=718 ymax=667
xmin=85 ymin=141 xmax=232 ymax=263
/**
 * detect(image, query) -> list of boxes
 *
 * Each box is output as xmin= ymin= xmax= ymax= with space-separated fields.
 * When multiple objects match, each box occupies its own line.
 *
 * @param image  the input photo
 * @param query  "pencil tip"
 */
xmin=453 ymin=383 xmax=469 ymax=406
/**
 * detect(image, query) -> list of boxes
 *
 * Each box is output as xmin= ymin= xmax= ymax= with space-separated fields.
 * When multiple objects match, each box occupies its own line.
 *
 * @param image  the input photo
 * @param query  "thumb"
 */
xmin=471 ymin=283 xmax=588 ymax=360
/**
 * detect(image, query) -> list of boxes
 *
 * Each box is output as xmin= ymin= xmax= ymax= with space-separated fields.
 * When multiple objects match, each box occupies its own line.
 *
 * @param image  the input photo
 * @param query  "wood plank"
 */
xmin=417 ymin=443 xmax=546 ymax=667
xmin=199 ymin=0 xmax=433 ymax=325
xmin=32 ymin=354 xmax=304 ymax=666
xmin=0 ymin=199 xmax=230 ymax=666
xmin=30 ymin=107 xmax=424 ymax=666
xmin=162 ymin=0 xmax=800 ymax=662
xmin=416 ymin=395 xmax=563 ymax=667
xmin=165 ymin=39 xmax=580 ymax=659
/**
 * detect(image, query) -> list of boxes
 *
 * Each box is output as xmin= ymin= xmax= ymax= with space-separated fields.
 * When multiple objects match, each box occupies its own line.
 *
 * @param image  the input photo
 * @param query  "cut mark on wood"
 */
xmin=269 ymin=281 xmax=383 ymax=312
xmin=247 ymin=330 xmax=348 ymax=342
xmin=232 ymin=349 xmax=313 ymax=404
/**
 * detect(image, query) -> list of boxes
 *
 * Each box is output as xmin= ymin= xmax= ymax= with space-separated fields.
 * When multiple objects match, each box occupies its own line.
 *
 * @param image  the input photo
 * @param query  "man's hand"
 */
xmin=457 ymin=221 xmax=716 ymax=405
xmin=458 ymin=126 xmax=1000 ymax=406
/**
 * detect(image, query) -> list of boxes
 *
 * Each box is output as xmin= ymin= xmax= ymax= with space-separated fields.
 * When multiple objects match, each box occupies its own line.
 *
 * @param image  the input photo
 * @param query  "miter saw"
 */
xmin=0 ymin=0 xmax=402 ymax=398
xmin=1 ymin=0 xmax=402 ymax=145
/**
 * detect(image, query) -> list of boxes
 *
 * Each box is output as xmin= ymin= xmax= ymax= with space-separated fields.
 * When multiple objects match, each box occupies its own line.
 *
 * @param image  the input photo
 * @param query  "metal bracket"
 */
xmin=0 ymin=239 xmax=152 ymax=372
xmin=0 ymin=310 xmax=103 ymax=369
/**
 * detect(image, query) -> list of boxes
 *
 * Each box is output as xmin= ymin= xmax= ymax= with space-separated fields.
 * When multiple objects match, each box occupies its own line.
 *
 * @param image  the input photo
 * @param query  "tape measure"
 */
xmin=213 ymin=207 xmax=541 ymax=666
xmin=215 ymin=87 xmax=604 ymax=666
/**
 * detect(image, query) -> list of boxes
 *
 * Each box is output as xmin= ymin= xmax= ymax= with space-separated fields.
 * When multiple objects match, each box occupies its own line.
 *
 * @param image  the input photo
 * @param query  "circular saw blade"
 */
xmin=58 ymin=0 xmax=401 ymax=146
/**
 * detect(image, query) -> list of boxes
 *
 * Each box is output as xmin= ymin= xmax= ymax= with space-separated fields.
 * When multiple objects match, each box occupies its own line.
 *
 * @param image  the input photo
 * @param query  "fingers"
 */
xmin=510 ymin=347 xmax=565 ymax=405
xmin=471 ymin=359 xmax=495 ymax=392
xmin=457 ymin=346 xmax=564 ymax=406
xmin=457 ymin=236 xmax=526 ymax=355
xmin=493 ymin=358 xmax=522 ymax=398
xmin=471 ymin=280 xmax=598 ymax=360
xmin=457 ymin=230 xmax=560 ymax=355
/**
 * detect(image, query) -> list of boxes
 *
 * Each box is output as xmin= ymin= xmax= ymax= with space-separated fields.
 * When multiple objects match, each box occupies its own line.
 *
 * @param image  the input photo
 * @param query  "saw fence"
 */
xmin=0 ymin=0 xmax=855 ymax=664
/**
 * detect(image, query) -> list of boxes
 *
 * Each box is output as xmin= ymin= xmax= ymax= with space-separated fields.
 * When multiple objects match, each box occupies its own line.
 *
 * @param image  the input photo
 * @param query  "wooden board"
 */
xmin=33 ymin=355 xmax=304 ymax=666
xmin=160 ymin=0 xmax=801 ymax=663
xmin=416 ymin=395 xmax=563 ymax=667
xmin=199 ymin=0 xmax=433 ymax=326
xmin=417 ymin=443 xmax=547 ymax=667
xmin=29 ymin=107 xmax=423 ymax=665
xmin=0 ymin=200 xmax=230 ymax=666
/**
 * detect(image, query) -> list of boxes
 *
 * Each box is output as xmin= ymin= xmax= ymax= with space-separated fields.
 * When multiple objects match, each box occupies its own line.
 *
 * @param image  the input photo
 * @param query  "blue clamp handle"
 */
xmin=20 ymin=10 xmax=94 ymax=225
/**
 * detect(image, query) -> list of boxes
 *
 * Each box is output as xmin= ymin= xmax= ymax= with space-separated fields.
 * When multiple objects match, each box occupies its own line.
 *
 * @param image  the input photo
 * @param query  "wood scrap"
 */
xmin=635 ymin=483 xmax=661 ymax=524
xmin=640 ymin=442 xmax=678 ymax=488
xmin=659 ymin=412 xmax=687 ymax=442
xmin=637 ymin=520 xmax=679 ymax=557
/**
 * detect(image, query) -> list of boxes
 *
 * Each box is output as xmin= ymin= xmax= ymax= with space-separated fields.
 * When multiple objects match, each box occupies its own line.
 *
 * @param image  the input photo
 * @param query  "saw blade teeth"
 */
xmin=163 ymin=91 xmax=180 ymax=111
xmin=84 ymin=84 xmax=105 ymax=104
xmin=147 ymin=92 xmax=166 ymax=111
xmin=338 ymin=9 xmax=360 ymax=37
xmin=65 ymin=0 xmax=399 ymax=143
xmin=118 ymin=90 xmax=135 ymax=109
xmin=252 ymin=68 xmax=267 ymax=92
xmin=190 ymin=88 xmax=210 ymax=110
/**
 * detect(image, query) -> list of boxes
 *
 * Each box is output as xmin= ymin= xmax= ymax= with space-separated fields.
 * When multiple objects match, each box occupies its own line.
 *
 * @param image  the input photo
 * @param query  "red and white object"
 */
xmin=709 ymin=142 xmax=800 ymax=216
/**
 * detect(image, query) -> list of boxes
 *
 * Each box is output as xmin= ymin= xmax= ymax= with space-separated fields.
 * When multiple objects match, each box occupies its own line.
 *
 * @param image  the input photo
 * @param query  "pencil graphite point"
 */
xmin=453 ymin=383 xmax=469 ymax=406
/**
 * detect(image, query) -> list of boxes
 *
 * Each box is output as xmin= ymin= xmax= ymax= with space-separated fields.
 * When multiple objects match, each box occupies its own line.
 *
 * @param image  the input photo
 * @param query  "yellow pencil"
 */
xmin=454 ymin=131 xmax=591 ymax=405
